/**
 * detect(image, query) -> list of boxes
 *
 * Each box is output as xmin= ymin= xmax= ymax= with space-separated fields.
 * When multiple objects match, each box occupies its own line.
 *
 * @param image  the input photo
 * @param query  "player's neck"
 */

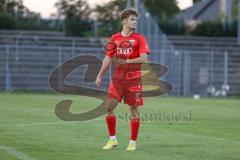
xmin=121 ymin=27 xmax=134 ymax=37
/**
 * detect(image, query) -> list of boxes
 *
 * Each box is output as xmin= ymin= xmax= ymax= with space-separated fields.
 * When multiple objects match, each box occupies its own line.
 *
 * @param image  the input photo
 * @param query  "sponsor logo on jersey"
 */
xmin=117 ymin=47 xmax=133 ymax=55
xmin=129 ymin=39 xmax=135 ymax=45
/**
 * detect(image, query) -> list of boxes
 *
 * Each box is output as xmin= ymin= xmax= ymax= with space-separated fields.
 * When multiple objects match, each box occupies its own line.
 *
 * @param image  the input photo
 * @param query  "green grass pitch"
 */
xmin=0 ymin=93 xmax=240 ymax=160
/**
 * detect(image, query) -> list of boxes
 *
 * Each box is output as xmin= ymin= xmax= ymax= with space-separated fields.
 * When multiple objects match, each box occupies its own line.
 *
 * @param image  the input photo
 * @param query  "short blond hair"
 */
xmin=120 ymin=8 xmax=139 ymax=21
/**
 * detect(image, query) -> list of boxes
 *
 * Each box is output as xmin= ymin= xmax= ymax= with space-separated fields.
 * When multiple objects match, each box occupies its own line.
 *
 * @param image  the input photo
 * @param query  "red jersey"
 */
xmin=106 ymin=32 xmax=151 ymax=81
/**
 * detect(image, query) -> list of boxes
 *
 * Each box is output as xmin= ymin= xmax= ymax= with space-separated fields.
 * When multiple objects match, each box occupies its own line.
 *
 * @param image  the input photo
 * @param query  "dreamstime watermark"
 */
xmin=117 ymin=109 xmax=192 ymax=122
xmin=48 ymin=40 xmax=173 ymax=121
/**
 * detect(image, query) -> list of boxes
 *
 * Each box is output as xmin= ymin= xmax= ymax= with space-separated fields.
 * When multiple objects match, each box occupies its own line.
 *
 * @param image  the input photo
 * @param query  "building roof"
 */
xmin=176 ymin=0 xmax=215 ymax=21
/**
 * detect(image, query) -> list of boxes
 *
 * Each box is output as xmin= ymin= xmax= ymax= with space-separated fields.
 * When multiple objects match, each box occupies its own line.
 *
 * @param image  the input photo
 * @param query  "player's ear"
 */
xmin=121 ymin=19 xmax=124 ymax=25
xmin=122 ymin=18 xmax=127 ymax=25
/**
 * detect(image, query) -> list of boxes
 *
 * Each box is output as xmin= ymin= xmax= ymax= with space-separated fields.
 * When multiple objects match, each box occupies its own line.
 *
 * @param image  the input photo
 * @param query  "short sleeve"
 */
xmin=106 ymin=35 xmax=116 ymax=58
xmin=139 ymin=35 xmax=151 ymax=55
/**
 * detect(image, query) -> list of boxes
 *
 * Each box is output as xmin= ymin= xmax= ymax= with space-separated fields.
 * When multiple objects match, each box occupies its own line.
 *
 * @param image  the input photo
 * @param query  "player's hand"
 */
xmin=95 ymin=75 xmax=102 ymax=87
xmin=113 ymin=57 xmax=127 ymax=64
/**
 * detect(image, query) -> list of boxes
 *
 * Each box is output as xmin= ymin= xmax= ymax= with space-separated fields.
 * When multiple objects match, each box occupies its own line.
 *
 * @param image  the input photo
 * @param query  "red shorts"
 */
xmin=107 ymin=79 xmax=143 ymax=106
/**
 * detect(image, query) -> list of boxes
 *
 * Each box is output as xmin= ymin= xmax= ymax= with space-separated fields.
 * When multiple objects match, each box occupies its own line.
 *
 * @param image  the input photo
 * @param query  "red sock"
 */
xmin=106 ymin=114 xmax=116 ymax=136
xmin=130 ymin=118 xmax=140 ymax=141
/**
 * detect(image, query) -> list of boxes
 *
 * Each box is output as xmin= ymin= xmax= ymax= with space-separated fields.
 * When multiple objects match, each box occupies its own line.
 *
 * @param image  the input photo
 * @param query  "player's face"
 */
xmin=125 ymin=15 xmax=137 ymax=30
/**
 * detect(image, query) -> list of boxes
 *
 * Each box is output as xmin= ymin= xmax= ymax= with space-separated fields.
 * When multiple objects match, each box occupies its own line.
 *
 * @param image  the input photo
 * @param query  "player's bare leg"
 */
xmin=126 ymin=106 xmax=141 ymax=151
xmin=130 ymin=106 xmax=141 ymax=119
xmin=105 ymin=98 xmax=118 ymax=115
xmin=102 ymin=98 xmax=119 ymax=150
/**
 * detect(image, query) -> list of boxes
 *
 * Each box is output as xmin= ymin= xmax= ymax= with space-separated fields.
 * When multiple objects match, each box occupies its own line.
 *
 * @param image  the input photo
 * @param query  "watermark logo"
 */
xmin=117 ymin=110 xmax=192 ymax=122
xmin=48 ymin=42 xmax=173 ymax=121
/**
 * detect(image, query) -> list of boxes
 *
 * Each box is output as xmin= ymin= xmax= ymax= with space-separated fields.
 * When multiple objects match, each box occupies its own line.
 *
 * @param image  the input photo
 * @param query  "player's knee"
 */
xmin=106 ymin=105 xmax=115 ymax=114
xmin=131 ymin=113 xmax=139 ymax=119
xmin=105 ymin=98 xmax=118 ymax=115
xmin=106 ymin=104 xmax=114 ymax=114
xmin=130 ymin=107 xmax=139 ymax=119
xmin=107 ymin=110 xmax=115 ymax=116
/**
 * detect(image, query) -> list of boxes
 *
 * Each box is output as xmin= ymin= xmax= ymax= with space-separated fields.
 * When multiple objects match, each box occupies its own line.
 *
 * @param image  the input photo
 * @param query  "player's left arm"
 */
xmin=126 ymin=53 xmax=148 ymax=64
xmin=126 ymin=35 xmax=150 ymax=64
xmin=114 ymin=35 xmax=150 ymax=64
xmin=113 ymin=53 xmax=148 ymax=64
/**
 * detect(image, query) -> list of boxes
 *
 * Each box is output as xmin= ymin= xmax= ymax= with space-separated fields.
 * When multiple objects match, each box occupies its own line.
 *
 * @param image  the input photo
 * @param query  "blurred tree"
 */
xmin=192 ymin=0 xmax=202 ymax=4
xmin=0 ymin=12 xmax=16 ymax=29
xmin=142 ymin=0 xmax=180 ymax=22
xmin=0 ymin=0 xmax=27 ymax=18
xmin=55 ymin=0 xmax=90 ymax=19
xmin=190 ymin=19 xmax=237 ymax=37
xmin=0 ymin=0 xmax=26 ymax=29
xmin=16 ymin=11 xmax=43 ymax=30
xmin=0 ymin=0 xmax=65 ymax=31
xmin=142 ymin=0 xmax=180 ymax=35
xmin=55 ymin=0 xmax=92 ymax=36
xmin=232 ymin=0 xmax=238 ymax=18
xmin=94 ymin=0 xmax=126 ymax=37
xmin=95 ymin=0 xmax=180 ymax=36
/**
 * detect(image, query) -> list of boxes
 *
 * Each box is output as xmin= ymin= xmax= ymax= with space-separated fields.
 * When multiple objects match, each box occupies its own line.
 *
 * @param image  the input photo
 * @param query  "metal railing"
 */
xmin=0 ymin=42 xmax=239 ymax=96
xmin=0 ymin=0 xmax=240 ymax=96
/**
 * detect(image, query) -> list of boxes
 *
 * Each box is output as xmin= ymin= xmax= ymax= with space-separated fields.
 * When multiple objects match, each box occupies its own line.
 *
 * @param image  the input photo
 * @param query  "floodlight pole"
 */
xmin=126 ymin=0 xmax=132 ymax=8
xmin=226 ymin=0 xmax=232 ymax=28
xmin=238 ymin=0 xmax=240 ymax=44
xmin=134 ymin=0 xmax=140 ymax=33
xmin=134 ymin=0 xmax=139 ymax=8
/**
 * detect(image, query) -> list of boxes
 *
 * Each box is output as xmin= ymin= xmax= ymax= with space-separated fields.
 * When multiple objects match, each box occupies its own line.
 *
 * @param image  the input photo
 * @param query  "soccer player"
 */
xmin=95 ymin=8 xmax=151 ymax=151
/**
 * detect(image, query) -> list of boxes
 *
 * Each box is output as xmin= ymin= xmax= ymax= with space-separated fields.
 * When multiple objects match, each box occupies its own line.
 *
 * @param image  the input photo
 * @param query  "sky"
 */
xmin=23 ymin=0 xmax=193 ymax=18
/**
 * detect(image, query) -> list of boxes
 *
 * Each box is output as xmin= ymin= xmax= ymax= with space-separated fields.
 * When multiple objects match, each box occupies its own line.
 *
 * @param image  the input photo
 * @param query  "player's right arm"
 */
xmin=96 ymin=34 xmax=116 ymax=87
xmin=95 ymin=56 xmax=112 ymax=87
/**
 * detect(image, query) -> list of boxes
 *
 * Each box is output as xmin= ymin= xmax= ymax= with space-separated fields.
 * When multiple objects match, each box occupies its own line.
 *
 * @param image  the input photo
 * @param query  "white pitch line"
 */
xmin=17 ymin=119 xmax=189 ymax=127
xmin=18 ymin=119 xmax=104 ymax=126
xmin=0 ymin=145 xmax=36 ymax=160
